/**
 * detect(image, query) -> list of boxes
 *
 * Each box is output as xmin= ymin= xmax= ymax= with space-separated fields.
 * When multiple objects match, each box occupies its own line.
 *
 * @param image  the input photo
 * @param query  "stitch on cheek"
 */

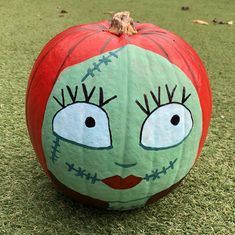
xmin=65 ymin=162 xmax=101 ymax=184
xmin=50 ymin=135 xmax=61 ymax=163
xmin=162 ymin=167 xmax=167 ymax=175
xmin=152 ymin=169 xmax=161 ymax=180
xmin=143 ymin=159 xmax=178 ymax=181
xmin=169 ymin=159 xmax=177 ymax=169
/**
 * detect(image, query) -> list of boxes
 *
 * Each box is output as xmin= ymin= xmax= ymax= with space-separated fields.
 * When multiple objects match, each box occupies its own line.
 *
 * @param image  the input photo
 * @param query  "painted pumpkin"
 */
xmin=26 ymin=12 xmax=212 ymax=210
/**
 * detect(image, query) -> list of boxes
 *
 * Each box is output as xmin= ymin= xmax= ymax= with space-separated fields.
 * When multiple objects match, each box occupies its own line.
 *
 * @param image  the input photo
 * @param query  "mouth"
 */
xmin=102 ymin=175 xmax=142 ymax=189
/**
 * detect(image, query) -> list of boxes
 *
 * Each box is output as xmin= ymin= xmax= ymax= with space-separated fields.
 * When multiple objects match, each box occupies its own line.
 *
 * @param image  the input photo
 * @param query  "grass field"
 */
xmin=0 ymin=0 xmax=234 ymax=234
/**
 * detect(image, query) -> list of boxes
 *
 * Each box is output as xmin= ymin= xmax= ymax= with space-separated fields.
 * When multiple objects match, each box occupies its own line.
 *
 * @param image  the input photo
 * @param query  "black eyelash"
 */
xmin=53 ymin=83 xmax=117 ymax=108
xmin=136 ymin=85 xmax=191 ymax=115
xmin=53 ymin=89 xmax=65 ymax=108
xmin=66 ymin=85 xmax=78 ymax=103
xmin=182 ymin=86 xmax=191 ymax=104
xmin=165 ymin=84 xmax=177 ymax=103
xmin=82 ymin=83 xmax=95 ymax=102
xmin=98 ymin=87 xmax=117 ymax=107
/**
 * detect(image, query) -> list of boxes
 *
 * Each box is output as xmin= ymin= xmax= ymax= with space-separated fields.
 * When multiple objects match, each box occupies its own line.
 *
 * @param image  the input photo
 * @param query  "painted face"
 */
xmin=42 ymin=45 xmax=202 ymax=210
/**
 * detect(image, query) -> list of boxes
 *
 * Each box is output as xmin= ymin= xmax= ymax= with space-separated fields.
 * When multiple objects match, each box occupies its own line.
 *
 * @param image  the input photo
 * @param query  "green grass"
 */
xmin=0 ymin=0 xmax=234 ymax=234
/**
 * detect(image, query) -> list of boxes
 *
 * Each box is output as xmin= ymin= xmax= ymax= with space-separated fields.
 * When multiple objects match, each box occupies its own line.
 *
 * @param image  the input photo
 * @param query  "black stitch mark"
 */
xmin=182 ymin=86 xmax=191 ymax=104
xmin=81 ymin=47 xmax=124 ymax=82
xmin=65 ymin=162 xmax=100 ymax=184
xmin=165 ymin=84 xmax=177 ymax=103
xmin=50 ymin=135 xmax=61 ymax=163
xmin=53 ymin=89 xmax=65 ymax=108
xmin=144 ymin=159 xmax=177 ymax=181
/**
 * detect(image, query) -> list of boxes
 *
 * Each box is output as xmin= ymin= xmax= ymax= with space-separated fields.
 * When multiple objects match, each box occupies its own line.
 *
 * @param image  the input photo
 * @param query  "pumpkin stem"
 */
xmin=109 ymin=11 xmax=137 ymax=36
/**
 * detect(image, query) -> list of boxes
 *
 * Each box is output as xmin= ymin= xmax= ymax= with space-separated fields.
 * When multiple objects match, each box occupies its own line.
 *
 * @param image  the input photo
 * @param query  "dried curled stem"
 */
xmin=109 ymin=11 xmax=137 ymax=36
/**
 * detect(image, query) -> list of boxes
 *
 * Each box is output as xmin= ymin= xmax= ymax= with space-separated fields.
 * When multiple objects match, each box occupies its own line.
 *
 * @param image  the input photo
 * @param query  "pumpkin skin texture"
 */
xmin=26 ymin=21 xmax=212 ymax=210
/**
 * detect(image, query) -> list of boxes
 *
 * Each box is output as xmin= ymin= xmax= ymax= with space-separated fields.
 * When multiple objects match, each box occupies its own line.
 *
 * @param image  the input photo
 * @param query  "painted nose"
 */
xmin=114 ymin=162 xmax=137 ymax=168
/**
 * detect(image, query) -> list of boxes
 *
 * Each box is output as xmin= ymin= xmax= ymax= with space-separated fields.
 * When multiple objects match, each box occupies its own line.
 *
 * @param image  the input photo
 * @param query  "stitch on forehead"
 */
xmin=81 ymin=47 xmax=125 ymax=82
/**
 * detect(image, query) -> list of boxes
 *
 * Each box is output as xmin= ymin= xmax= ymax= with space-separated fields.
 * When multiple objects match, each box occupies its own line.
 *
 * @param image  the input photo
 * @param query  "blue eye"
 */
xmin=52 ymin=102 xmax=112 ymax=149
xmin=140 ymin=103 xmax=193 ymax=150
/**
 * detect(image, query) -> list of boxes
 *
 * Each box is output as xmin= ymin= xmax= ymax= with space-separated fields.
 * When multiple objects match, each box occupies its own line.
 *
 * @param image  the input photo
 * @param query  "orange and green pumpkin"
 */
xmin=26 ymin=12 xmax=212 ymax=210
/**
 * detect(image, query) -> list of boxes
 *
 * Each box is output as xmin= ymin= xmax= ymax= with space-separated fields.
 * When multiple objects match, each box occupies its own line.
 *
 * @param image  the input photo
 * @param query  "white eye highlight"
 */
xmin=141 ymin=103 xmax=193 ymax=149
xmin=52 ymin=102 xmax=112 ymax=149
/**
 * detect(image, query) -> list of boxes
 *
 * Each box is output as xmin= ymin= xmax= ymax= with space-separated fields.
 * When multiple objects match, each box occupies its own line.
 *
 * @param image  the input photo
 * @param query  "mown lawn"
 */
xmin=0 ymin=0 xmax=234 ymax=234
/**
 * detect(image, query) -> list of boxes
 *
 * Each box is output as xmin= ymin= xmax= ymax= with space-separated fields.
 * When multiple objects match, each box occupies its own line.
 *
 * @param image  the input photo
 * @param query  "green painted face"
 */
xmin=42 ymin=45 xmax=202 ymax=210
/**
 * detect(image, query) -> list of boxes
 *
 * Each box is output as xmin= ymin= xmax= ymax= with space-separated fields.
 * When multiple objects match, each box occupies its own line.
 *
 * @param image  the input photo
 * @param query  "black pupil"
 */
xmin=85 ymin=116 xmax=96 ymax=128
xmin=171 ymin=115 xmax=180 ymax=126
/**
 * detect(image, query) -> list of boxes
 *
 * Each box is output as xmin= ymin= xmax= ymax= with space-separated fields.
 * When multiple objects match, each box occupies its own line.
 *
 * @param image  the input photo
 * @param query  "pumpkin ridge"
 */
xmin=140 ymin=34 xmax=170 ymax=60
xmin=100 ymin=35 xmax=114 ymax=53
xmin=26 ymin=29 xmax=92 ymax=121
xmin=155 ymin=34 xmax=199 ymax=91
xmin=53 ymin=32 xmax=101 ymax=85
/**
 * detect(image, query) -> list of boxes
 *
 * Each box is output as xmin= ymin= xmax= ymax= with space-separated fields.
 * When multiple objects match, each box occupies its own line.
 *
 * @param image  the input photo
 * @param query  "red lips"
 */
xmin=102 ymin=175 xmax=142 ymax=190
